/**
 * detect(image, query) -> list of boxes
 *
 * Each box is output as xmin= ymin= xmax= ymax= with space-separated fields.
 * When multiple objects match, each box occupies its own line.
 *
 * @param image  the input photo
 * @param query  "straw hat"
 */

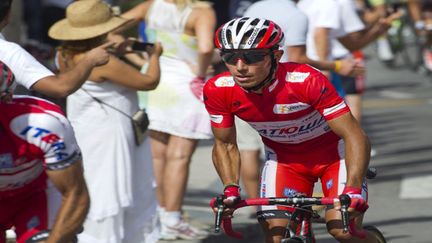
xmin=48 ymin=0 xmax=131 ymax=41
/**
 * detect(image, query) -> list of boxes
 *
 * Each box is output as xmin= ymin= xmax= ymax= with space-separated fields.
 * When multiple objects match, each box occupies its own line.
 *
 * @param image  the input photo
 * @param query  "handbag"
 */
xmin=131 ymin=108 xmax=149 ymax=145
xmin=82 ymin=89 xmax=149 ymax=146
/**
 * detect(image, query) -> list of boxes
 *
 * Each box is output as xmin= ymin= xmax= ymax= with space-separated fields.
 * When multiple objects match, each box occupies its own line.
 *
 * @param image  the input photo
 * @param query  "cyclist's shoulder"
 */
xmin=1 ymin=101 xmax=68 ymax=146
xmin=12 ymin=95 xmax=65 ymax=116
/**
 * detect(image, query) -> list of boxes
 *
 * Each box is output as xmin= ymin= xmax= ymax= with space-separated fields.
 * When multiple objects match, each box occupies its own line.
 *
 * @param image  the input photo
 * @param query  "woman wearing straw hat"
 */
xmin=113 ymin=0 xmax=216 ymax=240
xmin=49 ymin=1 xmax=163 ymax=242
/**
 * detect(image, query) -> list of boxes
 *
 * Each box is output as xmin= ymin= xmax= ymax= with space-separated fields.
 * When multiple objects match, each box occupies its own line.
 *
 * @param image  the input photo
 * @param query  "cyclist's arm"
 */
xmin=31 ymin=42 xmax=113 ymax=98
xmin=211 ymin=126 xmax=241 ymax=187
xmin=46 ymin=160 xmax=89 ymax=243
xmin=327 ymin=113 xmax=371 ymax=188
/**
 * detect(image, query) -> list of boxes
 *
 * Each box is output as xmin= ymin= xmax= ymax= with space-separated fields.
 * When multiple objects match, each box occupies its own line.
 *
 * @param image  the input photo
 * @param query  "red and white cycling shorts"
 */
xmin=0 ymin=182 xmax=61 ymax=243
xmin=258 ymin=141 xmax=368 ymax=218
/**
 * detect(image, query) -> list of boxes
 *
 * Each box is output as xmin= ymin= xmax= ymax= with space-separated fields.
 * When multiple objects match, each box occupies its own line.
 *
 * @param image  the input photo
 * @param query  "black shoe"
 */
xmin=364 ymin=225 xmax=386 ymax=243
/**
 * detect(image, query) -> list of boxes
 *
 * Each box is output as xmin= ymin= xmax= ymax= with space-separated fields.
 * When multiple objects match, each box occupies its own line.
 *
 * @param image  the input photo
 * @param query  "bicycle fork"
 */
xmin=283 ymin=208 xmax=316 ymax=243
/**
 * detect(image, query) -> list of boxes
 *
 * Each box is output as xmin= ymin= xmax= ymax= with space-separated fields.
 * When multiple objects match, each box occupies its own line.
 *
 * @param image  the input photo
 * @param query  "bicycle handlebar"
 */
xmin=210 ymin=195 xmax=368 ymax=239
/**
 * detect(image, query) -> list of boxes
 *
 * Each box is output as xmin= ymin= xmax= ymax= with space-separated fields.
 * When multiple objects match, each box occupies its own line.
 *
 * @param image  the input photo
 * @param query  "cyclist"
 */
xmin=204 ymin=17 xmax=385 ymax=243
xmin=0 ymin=62 xmax=90 ymax=243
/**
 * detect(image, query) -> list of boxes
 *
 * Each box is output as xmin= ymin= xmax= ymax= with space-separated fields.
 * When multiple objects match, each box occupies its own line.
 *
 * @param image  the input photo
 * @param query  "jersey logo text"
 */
xmin=215 ymin=77 xmax=235 ymax=87
xmin=20 ymin=126 xmax=68 ymax=160
xmin=285 ymin=72 xmax=310 ymax=83
xmin=273 ymin=102 xmax=310 ymax=114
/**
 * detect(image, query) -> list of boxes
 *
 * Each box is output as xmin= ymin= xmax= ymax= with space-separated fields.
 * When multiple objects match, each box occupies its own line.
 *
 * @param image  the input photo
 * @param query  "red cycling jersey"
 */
xmin=204 ymin=62 xmax=350 ymax=164
xmin=0 ymin=96 xmax=81 ymax=199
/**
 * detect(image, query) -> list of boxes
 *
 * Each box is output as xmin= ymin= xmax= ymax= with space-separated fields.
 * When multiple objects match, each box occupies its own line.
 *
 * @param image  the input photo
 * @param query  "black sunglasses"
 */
xmin=220 ymin=50 xmax=269 ymax=65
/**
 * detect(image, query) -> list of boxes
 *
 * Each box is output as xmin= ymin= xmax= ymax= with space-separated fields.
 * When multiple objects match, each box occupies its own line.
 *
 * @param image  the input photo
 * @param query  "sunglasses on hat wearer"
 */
xmin=220 ymin=50 xmax=270 ymax=65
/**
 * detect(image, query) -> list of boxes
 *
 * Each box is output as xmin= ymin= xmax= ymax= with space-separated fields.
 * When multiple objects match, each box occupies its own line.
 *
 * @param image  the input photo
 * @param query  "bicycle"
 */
xmin=210 ymin=168 xmax=380 ymax=243
xmin=384 ymin=3 xmax=423 ymax=71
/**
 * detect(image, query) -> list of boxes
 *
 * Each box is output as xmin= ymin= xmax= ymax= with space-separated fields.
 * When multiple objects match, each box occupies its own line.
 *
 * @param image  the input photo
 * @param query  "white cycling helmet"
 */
xmin=215 ymin=17 xmax=284 ymax=50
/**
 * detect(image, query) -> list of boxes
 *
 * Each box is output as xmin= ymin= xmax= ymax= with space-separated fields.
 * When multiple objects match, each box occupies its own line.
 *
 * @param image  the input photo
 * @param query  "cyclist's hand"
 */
xmin=84 ymin=41 xmax=115 ymax=67
xmin=211 ymin=185 xmax=241 ymax=219
xmin=223 ymin=185 xmax=241 ymax=206
xmin=342 ymin=186 xmax=368 ymax=216
xmin=190 ymin=76 xmax=206 ymax=101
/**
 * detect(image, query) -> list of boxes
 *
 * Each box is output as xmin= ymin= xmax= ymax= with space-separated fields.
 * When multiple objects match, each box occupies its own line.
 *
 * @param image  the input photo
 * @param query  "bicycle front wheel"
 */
xmin=281 ymin=237 xmax=304 ymax=243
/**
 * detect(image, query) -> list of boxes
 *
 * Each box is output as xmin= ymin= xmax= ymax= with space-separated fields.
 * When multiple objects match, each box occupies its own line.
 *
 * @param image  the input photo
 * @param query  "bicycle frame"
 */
xmin=210 ymin=195 xmax=367 ymax=242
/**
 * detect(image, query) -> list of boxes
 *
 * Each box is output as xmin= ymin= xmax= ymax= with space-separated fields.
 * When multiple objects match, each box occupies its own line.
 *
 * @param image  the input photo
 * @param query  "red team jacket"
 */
xmin=203 ymin=62 xmax=350 ymax=164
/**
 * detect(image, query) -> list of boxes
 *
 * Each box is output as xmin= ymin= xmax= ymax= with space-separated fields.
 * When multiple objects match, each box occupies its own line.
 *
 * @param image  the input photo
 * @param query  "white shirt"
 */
xmin=298 ymin=0 xmax=342 ymax=61
xmin=244 ymin=0 xmax=308 ymax=62
xmin=0 ymin=33 xmax=53 ymax=89
xmin=331 ymin=0 xmax=365 ymax=58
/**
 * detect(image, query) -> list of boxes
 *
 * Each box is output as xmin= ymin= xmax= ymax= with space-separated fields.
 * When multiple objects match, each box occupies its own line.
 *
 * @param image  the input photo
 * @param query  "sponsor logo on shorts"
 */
xmin=362 ymin=181 xmax=368 ymax=193
xmin=215 ymin=77 xmax=235 ymax=87
xmin=326 ymin=179 xmax=333 ymax=190
xmin=261 ymin=183 xmax=266 ymax=197
xmin=285 ymin=72 xmax=310 ymax=83
xmin=273 ymin=102 xmax=310 ymax=114
xmin=27 ymin=216 xmax=41 ymax=229
xmin=283 ymin=188 xmax=298 ymax=197
xmin=209 ymin=114 xmax=223 ymax=124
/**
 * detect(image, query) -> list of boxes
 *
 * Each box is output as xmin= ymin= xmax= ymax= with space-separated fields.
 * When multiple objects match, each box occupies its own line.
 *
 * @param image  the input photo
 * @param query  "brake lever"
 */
xmin=339 ymin=194 xmax=351 ymax=233
xmin=213 ymin=195 xmax=225 ymax=233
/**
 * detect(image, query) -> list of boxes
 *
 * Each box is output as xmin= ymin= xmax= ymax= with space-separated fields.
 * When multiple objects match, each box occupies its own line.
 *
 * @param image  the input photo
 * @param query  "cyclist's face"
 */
xmin=222 ymin=49 xmax=281 ymax=91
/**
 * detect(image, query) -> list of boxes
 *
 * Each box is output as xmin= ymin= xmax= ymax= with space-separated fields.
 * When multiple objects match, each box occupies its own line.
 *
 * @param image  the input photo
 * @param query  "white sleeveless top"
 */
xmin=146 ymin=0 xmax=198 ymax=65
xmin=143 ymin=0 xmax=212 ymax=139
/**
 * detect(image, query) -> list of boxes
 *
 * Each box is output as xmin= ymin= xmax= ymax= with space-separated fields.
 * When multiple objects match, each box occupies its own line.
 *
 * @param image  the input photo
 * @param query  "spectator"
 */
xmin=48 ymin=1 xmax=163 ymax=242
xmin=0 ymin=61 xmax=90 ymax=243
xmin=297 ymin=0 xmax=400 ymax=121
xmin=0 ymin=0 xmax=112 ymax=98
xmin=116 ymin=0 xmax=216 ymax=240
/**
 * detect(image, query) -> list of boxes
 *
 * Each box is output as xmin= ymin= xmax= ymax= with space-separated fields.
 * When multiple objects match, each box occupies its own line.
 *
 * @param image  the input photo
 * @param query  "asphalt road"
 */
xmin=173 ymin=48 xmax=432 ymax=243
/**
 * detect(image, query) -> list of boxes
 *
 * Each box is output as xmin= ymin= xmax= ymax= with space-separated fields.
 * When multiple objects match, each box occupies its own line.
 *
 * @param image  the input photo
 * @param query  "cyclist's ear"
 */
xmin=273 ymin=49 xmax=284 ymax=62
